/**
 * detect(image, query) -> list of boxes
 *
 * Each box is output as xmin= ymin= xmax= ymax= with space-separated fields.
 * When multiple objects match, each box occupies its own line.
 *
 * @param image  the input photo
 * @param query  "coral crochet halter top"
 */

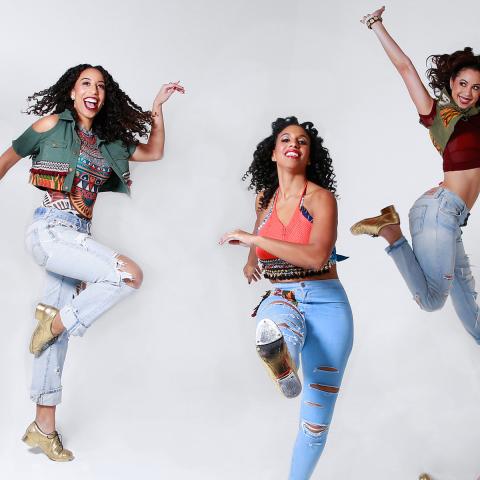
xmin=256 ymin=184 xmax=342 ymax=281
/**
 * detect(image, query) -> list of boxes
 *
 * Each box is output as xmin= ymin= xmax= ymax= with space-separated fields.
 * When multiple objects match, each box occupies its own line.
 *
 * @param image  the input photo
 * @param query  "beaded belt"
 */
xmin=259 ymin=257 xmax=332 ymax=281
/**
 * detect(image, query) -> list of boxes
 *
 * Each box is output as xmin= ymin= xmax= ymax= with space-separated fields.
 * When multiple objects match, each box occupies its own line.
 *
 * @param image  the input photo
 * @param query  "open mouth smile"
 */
xmin=83 ymin=97 xmax=99 ymax=111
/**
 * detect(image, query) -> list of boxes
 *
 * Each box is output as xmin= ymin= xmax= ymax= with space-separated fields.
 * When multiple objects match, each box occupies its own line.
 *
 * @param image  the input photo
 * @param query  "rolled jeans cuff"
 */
xmin=31 ymin=387 xmax=62 ymax=406
xmin=385 ymin=236 xmax=408 ymax=255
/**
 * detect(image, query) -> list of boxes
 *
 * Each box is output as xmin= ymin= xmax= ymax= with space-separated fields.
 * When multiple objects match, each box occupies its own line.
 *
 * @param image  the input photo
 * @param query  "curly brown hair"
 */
xmin=25 ymin=64 xmax=151 ymax=146
xmin=426 ymin=47 xmax=480 ymax=98
xmin=243 ymin=116 xmax=337 ymax=210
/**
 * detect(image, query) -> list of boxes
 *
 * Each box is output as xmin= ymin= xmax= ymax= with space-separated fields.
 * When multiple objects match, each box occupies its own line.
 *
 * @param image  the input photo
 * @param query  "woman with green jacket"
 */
xmin=0 ymin=64 xmax=183 ymax=461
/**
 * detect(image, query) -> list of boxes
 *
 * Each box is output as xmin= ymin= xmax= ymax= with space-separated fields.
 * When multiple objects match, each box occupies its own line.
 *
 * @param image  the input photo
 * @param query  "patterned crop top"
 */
xmin=41 ymin=126 xmax=112 ymax=219
xmin=420 ymin=99 xmax=480 ymax=172
xmin=256 ymin=186 xmax=346 ymax=281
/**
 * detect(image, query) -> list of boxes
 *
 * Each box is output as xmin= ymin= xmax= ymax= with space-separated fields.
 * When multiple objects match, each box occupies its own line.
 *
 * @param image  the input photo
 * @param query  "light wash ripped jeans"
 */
xmin=253 ymin=279 xmax=353 ymax=480
xmin=386 ymin=187 xmax=480 ymax=343
xmin=25 ymin=207 xmax=136 ymax=405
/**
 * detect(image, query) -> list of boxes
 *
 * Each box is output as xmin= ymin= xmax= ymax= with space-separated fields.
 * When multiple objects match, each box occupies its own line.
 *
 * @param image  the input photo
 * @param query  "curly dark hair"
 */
xmin=25 ymin=64 xmax=151 ymax=145
xmin=426 ymin=47 xmax=480 ymax=98
xmin=243 ymin=116 xmax=337 ymax=210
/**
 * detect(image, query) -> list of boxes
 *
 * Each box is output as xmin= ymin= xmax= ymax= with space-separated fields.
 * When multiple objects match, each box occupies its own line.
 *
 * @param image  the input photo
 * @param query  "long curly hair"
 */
xmin=243 ymin=116 xmax=337 ymax=210
xmin=25 ymin=64 xmax=151 ymax=145
xmin=426 ymin=47 xmax=480 ymax=98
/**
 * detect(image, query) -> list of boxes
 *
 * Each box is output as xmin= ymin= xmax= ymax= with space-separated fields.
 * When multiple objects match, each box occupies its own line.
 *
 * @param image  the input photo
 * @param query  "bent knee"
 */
xmin=116 ymin=254 xmax=144 ymax=289
xmin=414 ymin=293 xmax=446 ymax=312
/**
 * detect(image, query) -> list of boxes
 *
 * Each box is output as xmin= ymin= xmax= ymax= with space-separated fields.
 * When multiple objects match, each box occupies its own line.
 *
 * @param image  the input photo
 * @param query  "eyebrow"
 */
xmin=80 ymin=77 xmax=105 ymax=84
xmin=459 ymin=78 xmax=480 ymax=86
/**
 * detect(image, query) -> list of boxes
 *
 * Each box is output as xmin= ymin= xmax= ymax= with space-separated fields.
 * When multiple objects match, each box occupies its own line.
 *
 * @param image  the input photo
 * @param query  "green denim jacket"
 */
xmin=12 ymin=109 xmax=136 ymax=195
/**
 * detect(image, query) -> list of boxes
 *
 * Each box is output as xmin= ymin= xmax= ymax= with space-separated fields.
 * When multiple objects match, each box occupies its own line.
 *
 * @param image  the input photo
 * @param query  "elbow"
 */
xmin=307 ymin=252 xmax=332 ymax=271
xmin=148 ymin=149 xmax=164 ymax=161
xmin=396 ymin=57 xmax=414 ymax=75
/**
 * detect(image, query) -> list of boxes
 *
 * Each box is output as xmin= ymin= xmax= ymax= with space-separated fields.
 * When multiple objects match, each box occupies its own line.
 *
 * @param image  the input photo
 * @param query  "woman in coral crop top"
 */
xmin=351 ymin=7 xmax=480 ymax=349
xmin=220 ymin=117 xmax=353 ymax=479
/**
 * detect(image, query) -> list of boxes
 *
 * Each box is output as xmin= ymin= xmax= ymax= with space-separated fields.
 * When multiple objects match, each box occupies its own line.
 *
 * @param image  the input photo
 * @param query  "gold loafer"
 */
xmin=350 ymin=205 xmax=400 ymax=237
xmin=29 ymin=303 xmax=59 ymax=356
xmin=419 ymin=474 xmax=432 ymax=480
xmin=256 ymin=319 xmax=302 ymax=398
xmin=22 ymin=421 xmax=74 ymax=462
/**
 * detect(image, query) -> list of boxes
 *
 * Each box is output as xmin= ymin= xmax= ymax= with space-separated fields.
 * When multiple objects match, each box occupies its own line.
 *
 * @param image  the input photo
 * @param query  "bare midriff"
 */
xmin=442 ymin=168 xmax=480 ymax=209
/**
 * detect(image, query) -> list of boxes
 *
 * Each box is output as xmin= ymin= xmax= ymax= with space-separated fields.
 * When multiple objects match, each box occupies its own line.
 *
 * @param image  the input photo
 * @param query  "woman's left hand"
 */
xmin=219 ymin=229 xmax=256 ymax=247
xmin=153 ymin=81 xmax=185 ymax=107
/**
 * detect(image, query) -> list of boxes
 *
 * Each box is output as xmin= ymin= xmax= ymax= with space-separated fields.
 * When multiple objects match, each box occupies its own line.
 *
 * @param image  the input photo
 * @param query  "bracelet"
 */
xmin=366 ymin=15 xmax=382 ymax=29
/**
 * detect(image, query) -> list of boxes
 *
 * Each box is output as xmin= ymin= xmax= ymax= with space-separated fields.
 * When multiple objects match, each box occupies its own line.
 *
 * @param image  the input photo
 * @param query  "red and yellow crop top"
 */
xmin=256 ymin=185 xmax=344 ymax=281
xmin=420 ymin=100 xmax=480 ymax=172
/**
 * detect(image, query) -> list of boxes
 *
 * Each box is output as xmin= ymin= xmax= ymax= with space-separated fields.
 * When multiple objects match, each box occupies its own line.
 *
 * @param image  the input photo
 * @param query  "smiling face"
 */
xmin=70 ymin=68 xmax=106 ymax=126
xmin=450 ymin=68 xmax=480 ymax=109
xmin=272 ymin=125 xmax=311 ymax=172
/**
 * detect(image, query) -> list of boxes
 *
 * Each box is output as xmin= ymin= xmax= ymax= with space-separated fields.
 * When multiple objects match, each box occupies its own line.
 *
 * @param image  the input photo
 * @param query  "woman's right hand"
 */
xmin=360 ymin=5 xmax=385 ymax=25
xmin=243 ymin=263 xmax=262 ymax=284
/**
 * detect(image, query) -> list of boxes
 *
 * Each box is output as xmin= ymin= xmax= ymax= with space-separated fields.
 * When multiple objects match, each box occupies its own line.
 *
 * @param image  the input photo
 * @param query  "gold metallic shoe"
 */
xmin=419 ymin=474 xmax=432 ymax=480
xmin=22 ymin=421 xmax=74 ymax=462
xmin=29 ymin=303 xmax=59 ymax=356
xmin=256 ymin=319 xmax=302 ymax=398
xmin=350 ymin=205 xmax=400 ymax=237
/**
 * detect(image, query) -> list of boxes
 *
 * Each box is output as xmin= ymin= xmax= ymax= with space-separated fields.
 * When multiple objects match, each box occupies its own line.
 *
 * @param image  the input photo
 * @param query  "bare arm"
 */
xmin=364 ymin=6 xmax=434 ymax=115
xmin=131 ymin=82 xmax=185 ymax=162
xmin=0 ymin=147 xmax=22 ymax=181
xmin=243 ymin=194 xmax=264 ymax=283
xmin=222 ymin=189 xmax=337 ymax=271
xmin=1 ymin=114 xmax=59 ymax=181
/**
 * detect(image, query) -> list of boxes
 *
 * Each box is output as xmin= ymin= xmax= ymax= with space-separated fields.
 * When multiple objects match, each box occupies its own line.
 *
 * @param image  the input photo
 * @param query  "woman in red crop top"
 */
xmin=220 ymin=117 xmax=353 ymax=479
xmin=351 ymin=10 xmax=480 ymax=478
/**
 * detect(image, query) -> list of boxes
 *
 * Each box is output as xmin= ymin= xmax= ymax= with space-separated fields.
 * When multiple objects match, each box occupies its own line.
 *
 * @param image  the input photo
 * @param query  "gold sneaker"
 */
xmin=29 ymin=303 xmax=59 ymax=356
xmin=22 ymin=421 xmax=74 ymax=462
xmin=350 ymin=205 xmax=400 ymax=237
xmin=419 ymin=475 xmax=432 ymax=480
xmin=256 ymin=319 xmax=302 ymax=398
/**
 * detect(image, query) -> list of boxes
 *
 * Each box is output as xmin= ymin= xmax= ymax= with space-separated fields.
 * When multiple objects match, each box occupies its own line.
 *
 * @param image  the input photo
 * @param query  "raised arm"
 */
xmin=221 ymin=189 xmax=337 ymax=271
xmin=131 ymin=82 xmax=185 ymax=162
xmin=363 ymin=6 xmax=434 ymax=115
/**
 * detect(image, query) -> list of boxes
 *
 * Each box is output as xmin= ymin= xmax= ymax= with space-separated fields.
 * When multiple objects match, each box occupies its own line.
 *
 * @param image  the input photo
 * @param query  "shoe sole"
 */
xmin=256 ymin=319 xmax=302 ymax=398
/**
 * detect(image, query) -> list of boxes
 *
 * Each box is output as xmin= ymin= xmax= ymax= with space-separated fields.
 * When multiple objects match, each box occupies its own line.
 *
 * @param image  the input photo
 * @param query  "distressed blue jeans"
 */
xmin=25 ymin=207 xmax=136 ymax=405
xmin=386 ymin=187 xmax=480 ymax=343
xmin=254 ymin=279 xmax=353 ymax=480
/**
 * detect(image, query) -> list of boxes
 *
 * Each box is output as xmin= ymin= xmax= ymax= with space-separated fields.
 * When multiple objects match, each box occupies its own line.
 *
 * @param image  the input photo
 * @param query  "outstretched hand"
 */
xmin=360 ymin=5 xmax=385 ymax=24
xmin=154 ymin=81 xmax=185 ymax=107
xmin=219 ymin=229 xmax=256 ymax=248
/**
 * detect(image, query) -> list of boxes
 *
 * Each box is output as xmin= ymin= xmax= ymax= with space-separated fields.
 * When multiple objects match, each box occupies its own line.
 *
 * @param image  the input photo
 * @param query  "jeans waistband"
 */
xmin=33 ymin=207 xmax=92 ymax=234
xmin=422 ymin=187 xmax=470 ymax=226
xmin=270 ymin=279 xmax=342 ymax=290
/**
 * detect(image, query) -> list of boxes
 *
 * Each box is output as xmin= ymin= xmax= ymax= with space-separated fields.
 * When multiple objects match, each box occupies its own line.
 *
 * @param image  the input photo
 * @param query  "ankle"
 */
xmin=34 ymin=419 xmax=55 ymax=435
xmin=51 ymin=314 xmax=65 ymax=336
xmin=379 ymin=224 xmax=402 ymax=245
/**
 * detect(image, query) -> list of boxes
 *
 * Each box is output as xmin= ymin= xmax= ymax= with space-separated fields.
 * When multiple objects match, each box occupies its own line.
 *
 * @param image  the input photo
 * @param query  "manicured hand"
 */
xmin=219 ymin=229 xmax=256 ymax=247
xmin=243 ymin=263 xmax=262 ymax=284
xmin=360 ymin=5 xmax=385 ymax=24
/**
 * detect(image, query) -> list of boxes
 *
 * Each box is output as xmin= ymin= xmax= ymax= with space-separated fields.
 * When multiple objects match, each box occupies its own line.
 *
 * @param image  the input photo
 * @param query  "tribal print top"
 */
xmin=41 ymin=126 xmax=112 ymax=219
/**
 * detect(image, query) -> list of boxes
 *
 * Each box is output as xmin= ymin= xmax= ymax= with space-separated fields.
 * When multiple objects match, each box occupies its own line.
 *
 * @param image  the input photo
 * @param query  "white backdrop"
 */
xmin=1 ymin=1 xmax=479 ymax=479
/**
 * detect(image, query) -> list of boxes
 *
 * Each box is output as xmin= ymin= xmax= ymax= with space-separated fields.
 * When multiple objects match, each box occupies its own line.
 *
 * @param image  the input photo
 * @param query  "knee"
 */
xmin=414 ymin=293 xmax=446 ymax=312
xmin=116 ymin=254 xmax=144 ymax=289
